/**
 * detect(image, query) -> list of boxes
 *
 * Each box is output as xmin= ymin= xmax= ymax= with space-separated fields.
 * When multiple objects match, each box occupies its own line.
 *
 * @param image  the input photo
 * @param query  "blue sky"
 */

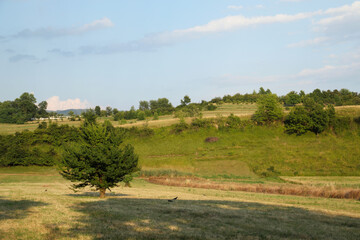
xmin=1 ymin=0 xmax=359 ymax=110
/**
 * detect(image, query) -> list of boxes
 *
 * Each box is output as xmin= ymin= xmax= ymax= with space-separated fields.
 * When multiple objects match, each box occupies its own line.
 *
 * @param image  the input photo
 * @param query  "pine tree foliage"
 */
xmin=60 ymin=121 xmax=138 ymax=198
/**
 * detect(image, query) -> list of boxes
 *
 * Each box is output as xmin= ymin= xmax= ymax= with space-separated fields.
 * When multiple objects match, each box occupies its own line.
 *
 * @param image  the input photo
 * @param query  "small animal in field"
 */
xmin=168 ymin=197 xmax=178 ymax=202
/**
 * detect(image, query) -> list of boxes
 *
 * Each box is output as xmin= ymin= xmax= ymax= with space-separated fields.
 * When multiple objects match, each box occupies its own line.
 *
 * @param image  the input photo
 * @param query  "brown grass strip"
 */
xmin=146 ymin=177 xmax=360 ymax=200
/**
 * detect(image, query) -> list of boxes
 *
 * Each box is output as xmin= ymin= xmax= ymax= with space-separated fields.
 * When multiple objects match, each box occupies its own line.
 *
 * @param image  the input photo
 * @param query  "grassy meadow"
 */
xmin=129 ymin=125 xmax=360 ymax=177
xmin=1 ymin=167 xmax=360 ymax=240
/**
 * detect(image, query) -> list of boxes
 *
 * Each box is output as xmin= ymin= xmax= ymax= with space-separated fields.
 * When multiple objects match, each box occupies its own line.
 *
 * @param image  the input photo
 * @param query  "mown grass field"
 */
xmin=1 ymin=167 xmax=360 ymax=240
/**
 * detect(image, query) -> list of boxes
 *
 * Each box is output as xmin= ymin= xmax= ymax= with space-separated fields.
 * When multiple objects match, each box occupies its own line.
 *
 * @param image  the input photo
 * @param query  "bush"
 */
xmin=172 ymin=119 xmax=189 ymax=134
xmin=252 ymin=94 xmax=284 ymax=125
xmin=284 ymin=106 xmax=311 ymax=135
xmin=191 ymin=118 xmax=212 ymax=129
xmin=207 ymin=104 xmax=217 ymax=111
xmin=137 ymin=111 xmax=146 ymax=121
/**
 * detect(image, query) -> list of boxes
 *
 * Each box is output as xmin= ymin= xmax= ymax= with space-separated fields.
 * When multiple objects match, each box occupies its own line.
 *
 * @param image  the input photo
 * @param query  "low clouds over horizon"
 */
xmin=46 ymin=96 xmax=90 ymax=111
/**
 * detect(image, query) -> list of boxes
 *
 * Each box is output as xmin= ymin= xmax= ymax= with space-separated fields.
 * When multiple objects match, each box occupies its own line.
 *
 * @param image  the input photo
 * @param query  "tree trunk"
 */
xmin=99 ymin=188 xmax=106 ymax=198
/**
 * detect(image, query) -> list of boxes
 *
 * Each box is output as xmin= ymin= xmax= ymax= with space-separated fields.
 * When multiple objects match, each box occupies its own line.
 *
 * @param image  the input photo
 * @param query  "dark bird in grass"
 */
xmin=168 ymin=197 xmax=178 ymax=202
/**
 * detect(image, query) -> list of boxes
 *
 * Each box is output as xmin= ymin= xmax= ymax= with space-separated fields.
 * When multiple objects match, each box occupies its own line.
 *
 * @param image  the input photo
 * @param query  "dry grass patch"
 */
xmin=147 ymin=177 xmax=360 ymax=200
xmin=1 ymin=172 xmax=360 ymax=239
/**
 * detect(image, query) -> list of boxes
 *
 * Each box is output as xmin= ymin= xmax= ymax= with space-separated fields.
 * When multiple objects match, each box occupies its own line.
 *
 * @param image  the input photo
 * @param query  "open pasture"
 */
xmin=130 ymin=125 xmax=360 ymax=177
xmin=0 ymin=167 xmax=360 ymax=239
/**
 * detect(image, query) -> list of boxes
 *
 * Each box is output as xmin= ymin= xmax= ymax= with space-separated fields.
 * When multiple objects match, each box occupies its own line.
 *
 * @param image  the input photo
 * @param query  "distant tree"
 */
xmin=114 ymin=111 xmax=125 ymax=121
xmin=95 ymin=106 xmax=101 ymax=116
xmin=284 ymin=91 xmax=301 ymax=106
xmin=139 ymin=101 xmax=150 ymax=111
xmin=82 ymin=109 xmax=97 ymax=126
xmin=137 ymin=110 xmax=146 ymax=120
xmin=150 ymin=98 xmax=174 ymax=115
xmin=306 ymin=99 xmax=329 ymax=135
xmin=59 ymin=121 xmax=139 ymax=198
xmin=181 ymin=95 xmax=191 ymax=106
xmin=37 ymin=101 xmax=48 ymax=118
xmin=252 ymin=94 xmax=284 ymax=125
xmin=259 ymin=87 xmax=267 ymax=95
xmin=0 ymin=92 xmax=40 ymax=123
xmin=68 ymin=111 xmax=76 ymax=121
xmin=285 ymin=98 xmax=331 ymax=135
xmin=106 ymin=106 xmax=112 ymax=116
xmin=124 ymin=106 xmax=137 ymax=120
xmin=112 ymin=108 xmax=119 ymax=116
xmin=284 ymin=106 xmax=312 ymax=135
xmin=100 ymin=110 xmax=107 ymax=117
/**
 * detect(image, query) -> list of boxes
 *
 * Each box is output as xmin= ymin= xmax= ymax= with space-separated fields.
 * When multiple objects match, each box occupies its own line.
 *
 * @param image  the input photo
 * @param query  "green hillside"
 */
xmin=129 ymin=124 xmax=360 ymax=177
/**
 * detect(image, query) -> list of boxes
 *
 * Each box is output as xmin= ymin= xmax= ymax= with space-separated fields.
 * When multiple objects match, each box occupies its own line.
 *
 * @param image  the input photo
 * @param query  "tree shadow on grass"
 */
xmin=0 ymin=197 xmax=47 ymax=239
xmin=57 ymin=198 xmax=360 ymax=240
xmin=0 ymin=197 xmax=47 ymax=220
xmin=67 ymin=192 xmax=130 ymax=197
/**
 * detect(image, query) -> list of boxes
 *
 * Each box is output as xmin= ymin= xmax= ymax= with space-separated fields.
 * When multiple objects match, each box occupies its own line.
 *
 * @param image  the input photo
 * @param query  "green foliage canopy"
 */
xmin=285 ymin=99 xmax=332 ymax=135
xmin=0 ymin=92 xmax=48 ymax=124
xmin=60 ymin=122 xmax=139 ymax=198
xmin=252 ymin=94 xmax=284 ymax=125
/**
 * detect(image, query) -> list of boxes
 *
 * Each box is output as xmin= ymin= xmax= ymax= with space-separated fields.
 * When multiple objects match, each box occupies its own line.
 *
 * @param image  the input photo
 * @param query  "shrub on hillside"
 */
xmin=172 ymin=119 xmax=189 ymax=134
xmin=191 ymin=118 xmax=213 ymax=129
xmin=252 ymin=94 xmax=284 ymax=125
xmin=207 ymin=104 xmax=217 ymax=111
xmin=285 ymin=99 xmax=333 ymax=136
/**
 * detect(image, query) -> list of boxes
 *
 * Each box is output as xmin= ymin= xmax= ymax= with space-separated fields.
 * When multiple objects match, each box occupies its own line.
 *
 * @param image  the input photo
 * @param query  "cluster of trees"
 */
xmin=0 ymin=93 xmax=49 ymax=124
xmin=0 ymin=123 xmax=80 ymax=166
xmin=252 ymin=94 xmax=360 ymax=136
xmin=92 ymin=96 xmax=217 ymax=122
xmin=210 ymin=87 xmax=272 ymax=104
xmin=209 ymin=88 xmax=360 ymax=106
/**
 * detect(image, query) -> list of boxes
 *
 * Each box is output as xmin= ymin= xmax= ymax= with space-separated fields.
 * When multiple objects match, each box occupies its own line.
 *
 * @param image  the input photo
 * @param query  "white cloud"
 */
xmin=296 ymin=62 xmax=360 ymax=79
xmin=175 ymin=13 xmax=314 ymax=35
xmin=313 ymin=2 xmax=360 ymax=39
xmin=78 ymin=17 xmax=114 ymax=32
xmin=80 ymin=11 xmax=317 ymax=54
xmin=228 ymin=5 xmax=243 ymax=10
xmin=12 ymin=17 xmax=114 ymax=39
xmin=287 ymin=37 xmax=329 ymax=48
xmin=256 ymin=5 xmax=265 ymax=9
xmin=46 ymin=96 xmax=90 ymax=111
xmin=81 ymin=2 xmax=360 ymax=54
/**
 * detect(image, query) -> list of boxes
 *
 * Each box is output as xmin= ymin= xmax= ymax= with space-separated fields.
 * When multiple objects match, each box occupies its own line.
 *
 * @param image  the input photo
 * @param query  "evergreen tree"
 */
xmin=59 ymin=121 xmax=139 ymax=198
xmin=95 ymin=106 xmax=101 ymax=116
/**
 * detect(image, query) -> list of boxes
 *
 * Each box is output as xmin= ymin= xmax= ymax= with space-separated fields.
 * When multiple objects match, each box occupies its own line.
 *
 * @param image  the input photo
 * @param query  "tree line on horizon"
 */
xmin=93 ymin=88 xmax=360 ymax=122
xmin=0 ymin=88 xmax=359 ymax=124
